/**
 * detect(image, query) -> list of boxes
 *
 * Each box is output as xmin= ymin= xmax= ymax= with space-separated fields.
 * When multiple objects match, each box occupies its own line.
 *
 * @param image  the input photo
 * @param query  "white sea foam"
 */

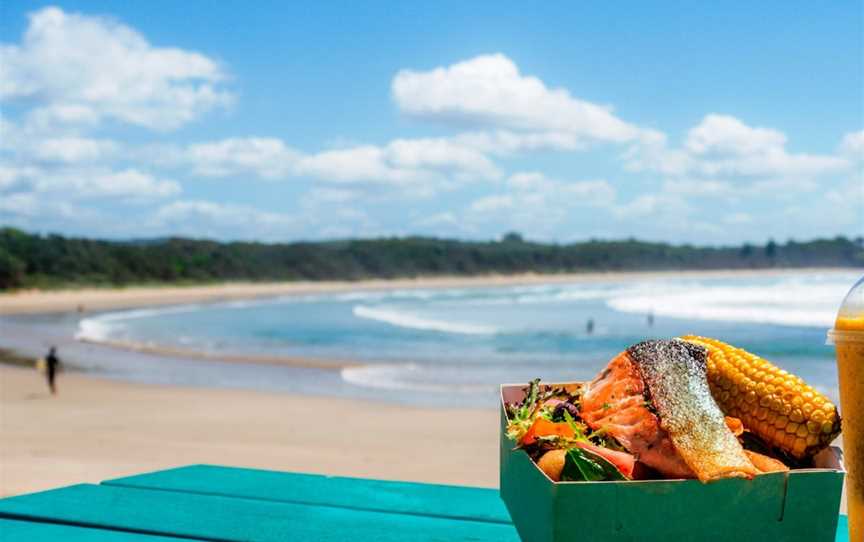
xmin=352 ymin=305 xmax=497 ymax=335
xmin=340 ymin=363 xmax=493 ymax=393
xmin=607 ymin=278 xmax=851 ymax=327
xmin=74 ymin=305 xmax=204 ymax=342
xmin=75 ymin=317 xmax=117 ymax=342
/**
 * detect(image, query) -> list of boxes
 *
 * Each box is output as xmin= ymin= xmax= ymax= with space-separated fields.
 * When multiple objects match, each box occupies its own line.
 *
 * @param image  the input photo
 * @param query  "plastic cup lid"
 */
xmin=826 ymin=274 xmax=864 ymax=344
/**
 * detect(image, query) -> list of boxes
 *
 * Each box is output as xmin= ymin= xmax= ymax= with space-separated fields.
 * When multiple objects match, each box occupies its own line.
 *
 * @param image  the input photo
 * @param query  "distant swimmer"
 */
xmin=586 ymin=318 xmax=595 ymax=335
xmin=44 ymin=346 xmax=61 ymax=395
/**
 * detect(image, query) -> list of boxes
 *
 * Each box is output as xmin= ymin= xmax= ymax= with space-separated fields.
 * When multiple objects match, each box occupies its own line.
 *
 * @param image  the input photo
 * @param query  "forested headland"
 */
xmin=1 ymin=227 xmax=861 ymax=290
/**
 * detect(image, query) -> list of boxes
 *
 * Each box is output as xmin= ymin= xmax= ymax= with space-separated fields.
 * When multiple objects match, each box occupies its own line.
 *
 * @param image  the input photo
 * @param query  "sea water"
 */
xmin=59 ymin=271 xmax=859 ymax=407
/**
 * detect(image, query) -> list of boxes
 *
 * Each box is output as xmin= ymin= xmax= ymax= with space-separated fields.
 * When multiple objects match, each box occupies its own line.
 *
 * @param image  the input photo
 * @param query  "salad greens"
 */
xmin=561 ymin=448 xmax=628 ymax=482
xmin=505 ymin=378 xmax=632 ymax=482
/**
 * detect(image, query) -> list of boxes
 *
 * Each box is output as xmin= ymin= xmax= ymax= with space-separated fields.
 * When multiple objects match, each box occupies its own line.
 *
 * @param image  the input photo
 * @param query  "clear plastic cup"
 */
xmin=828 ymin=275 xmax=864 ymax=542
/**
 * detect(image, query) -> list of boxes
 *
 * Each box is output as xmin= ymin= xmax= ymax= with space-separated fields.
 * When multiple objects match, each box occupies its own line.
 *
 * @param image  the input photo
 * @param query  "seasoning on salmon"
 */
xmin=580 ymin=348 xmax=693 ymax=479
xmin=582 ymin=339 xmax=758 ymax=482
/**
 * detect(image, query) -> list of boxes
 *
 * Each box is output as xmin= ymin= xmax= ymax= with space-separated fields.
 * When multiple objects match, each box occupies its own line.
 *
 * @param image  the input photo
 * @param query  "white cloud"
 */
xmin=24 ymin=103 xmax=102 ymax=129
xmin=63 ymin=169 xmax=180 ymax=199
xmin=724 ymin=212 xmax=753 ymax=225
xmin=452 ymin=130 xmax=588 ymax=154
xmin=0 ymin=191 xmax=99 ymax=223
xmin=183 ymin=138 xmax=299 ymax=179
xmin=612 ymin=193 xmax=691 ymax=220
xmin=840 ymin=130 xmax=864 ymax=158
xmin=661 ymin=179 xmax=735 ymax=197
xmin=304 ymin=187 xmax=358 ymax=204
xmin=156 ymin=200 xmax=290 ymax=224
xmin=393 ymin=54 xmax=642 ymax=145
xmin=297 ymin=140 xmax=500 ymax=186
xmin=468 ymin=171 xmax=616 ymax=214
xmin=31 ymin=136 xmax=120 ymax=163
xmin=0 ymin=165 xmax=39 ymax=190
xmin=685 ymin=114 xmax=787 ymax=156
xmin=154 ymin=199 xmax=300 ymax=239
xmin=413 ymin=212 xmax=461 ymax=228
xmin=169 ymin=136 xmax=500 ymax=191
xmin=0 ymin=6 xmax=232 ymax=131
xmin=627 ymin=114 xmax=849 ymax=179
xmin=296 ymin=145 xmax=413 ymax=184
xmin=384 ymin=138 xmax=499 ymax=180
xmin=466 ymin=172 xmax=617 ymax=238
xmin=470 ymin=194 xmax=516 ymax=213
xmin=2 ymin=166 xmax=180 ymax=200
xmin=0 ymin=117 xmax=119 ymax=163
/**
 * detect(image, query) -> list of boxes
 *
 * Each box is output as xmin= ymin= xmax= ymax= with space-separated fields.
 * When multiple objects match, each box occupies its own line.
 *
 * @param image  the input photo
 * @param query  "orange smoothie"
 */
xmin=835 ymin=316 xmax=864 ymax=542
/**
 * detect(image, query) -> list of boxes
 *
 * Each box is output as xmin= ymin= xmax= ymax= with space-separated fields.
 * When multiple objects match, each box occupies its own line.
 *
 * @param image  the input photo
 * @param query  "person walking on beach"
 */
xmin=44 ymin=346 xmax=61 ymax=395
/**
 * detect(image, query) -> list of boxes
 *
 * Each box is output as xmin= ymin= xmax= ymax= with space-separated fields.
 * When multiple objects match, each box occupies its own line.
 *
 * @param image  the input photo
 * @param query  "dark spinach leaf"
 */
xmin=561 ymin=447 xmax=627 ymax=482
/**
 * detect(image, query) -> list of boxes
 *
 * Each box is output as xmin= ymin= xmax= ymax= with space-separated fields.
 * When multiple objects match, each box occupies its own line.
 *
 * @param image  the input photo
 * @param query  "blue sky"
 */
xmin=1 ymin=2 xmax=861 ymax=244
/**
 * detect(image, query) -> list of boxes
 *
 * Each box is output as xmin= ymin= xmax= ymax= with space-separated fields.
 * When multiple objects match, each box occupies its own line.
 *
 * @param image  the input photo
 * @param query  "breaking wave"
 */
xmin=352 ymin=305 xmax=498 ymax=335
xmin=340 ymin=363 xmax=496 ymax=394
xmin=75 ymin=305 xmax=203 ymax=342
xmin=607 ymin=279 xmax=847 ymax=328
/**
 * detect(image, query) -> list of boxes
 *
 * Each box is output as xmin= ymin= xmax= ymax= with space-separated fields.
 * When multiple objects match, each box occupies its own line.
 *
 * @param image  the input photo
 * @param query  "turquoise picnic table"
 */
xmin=0 ymin=465 xmax=850 ymax=541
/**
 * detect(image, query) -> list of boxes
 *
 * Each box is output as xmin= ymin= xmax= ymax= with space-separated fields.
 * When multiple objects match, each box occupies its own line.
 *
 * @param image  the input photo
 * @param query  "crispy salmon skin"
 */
xmin=582 ymin=339 xmax=758 ymax=482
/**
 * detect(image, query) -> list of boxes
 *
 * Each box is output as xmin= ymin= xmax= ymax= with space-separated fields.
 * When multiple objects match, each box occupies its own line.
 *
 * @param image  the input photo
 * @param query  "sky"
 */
xmin=0 ymin=2 xmax=862 ymax=244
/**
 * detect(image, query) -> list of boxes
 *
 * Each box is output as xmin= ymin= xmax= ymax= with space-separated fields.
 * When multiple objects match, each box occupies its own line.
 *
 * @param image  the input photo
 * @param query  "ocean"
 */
xmin=15 ymin=270 xmax=851 ymax=408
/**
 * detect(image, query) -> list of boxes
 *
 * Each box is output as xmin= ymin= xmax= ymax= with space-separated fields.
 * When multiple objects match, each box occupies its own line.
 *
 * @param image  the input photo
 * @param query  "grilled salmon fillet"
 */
xmin=581 ymin=339 xmax=758 ymax=482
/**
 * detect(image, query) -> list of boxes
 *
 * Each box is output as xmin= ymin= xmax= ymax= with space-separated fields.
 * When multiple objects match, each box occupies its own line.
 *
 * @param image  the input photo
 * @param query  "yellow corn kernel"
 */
xmin=682 ymin=336 xmax=842 ymax=459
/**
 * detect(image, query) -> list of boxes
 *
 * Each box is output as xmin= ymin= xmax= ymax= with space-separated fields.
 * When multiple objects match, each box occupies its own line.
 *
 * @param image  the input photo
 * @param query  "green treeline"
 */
xmin=1 ymin=227 xmax=862 ymax=290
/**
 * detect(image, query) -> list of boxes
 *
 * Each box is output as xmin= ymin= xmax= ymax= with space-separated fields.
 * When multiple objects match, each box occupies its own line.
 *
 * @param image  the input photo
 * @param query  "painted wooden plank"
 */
xmin=104 ymin=464 xmax=511 ymax=524
xmin=0 ymin=484 xmax=520 ymax=542
xmin=0 ymin=519 xmax=188 ymax=542
xmin=835 ymin=515 xmax=849 ymax=542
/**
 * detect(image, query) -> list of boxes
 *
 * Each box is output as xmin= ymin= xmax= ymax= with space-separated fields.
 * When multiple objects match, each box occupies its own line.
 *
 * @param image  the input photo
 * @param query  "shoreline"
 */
xmin=0 ymin=267 xmax=855 ymax=315
xmin=76 ymin=338 xmax=359 ymax=371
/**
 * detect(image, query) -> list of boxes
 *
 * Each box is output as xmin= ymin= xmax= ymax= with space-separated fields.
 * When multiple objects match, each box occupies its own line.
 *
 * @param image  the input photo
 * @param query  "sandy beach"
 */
xmin=0 ymin=268 xmax=845 ymax=315
xmin=0 ymin=361 xmax=848 ymax=513
xmin=0 ymin=364 xmax=500 ymax=497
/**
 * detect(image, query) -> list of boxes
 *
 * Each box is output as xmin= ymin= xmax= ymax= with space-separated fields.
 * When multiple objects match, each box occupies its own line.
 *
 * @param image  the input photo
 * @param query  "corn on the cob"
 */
xmin=681 ymin=335 xmax=841 ymax=459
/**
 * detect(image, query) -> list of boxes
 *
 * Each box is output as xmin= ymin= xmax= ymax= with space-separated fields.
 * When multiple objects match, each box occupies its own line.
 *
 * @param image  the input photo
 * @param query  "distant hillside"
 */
xmin=1 ymin=227 xmax=862 ymax=290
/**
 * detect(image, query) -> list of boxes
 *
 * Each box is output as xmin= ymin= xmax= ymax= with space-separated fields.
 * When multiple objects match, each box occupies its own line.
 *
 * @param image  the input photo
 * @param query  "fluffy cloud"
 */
xmin=296 ymin=138 xmax=500 ymax=185
xmin=30 ymin=137 xmax=120 ymax=163
xmin=627 ymin=114 xmax=849 ymax=179
xmin=466 ymin=172 xmax=617 ymax=238
xmin=156 ymin=200 xmax=293 ymax=225
xmin=393 ymin=54 xmax=643 ymax=146
xmin=470 ymin=172 xmax=615 ymax=214
xmin=452 ymin=130 xmax=588 ymax=155
xmin=0 ymin=191 xmax=100 ymax=232
xmin=612 ymin=193 xmax=691 ymax=219
xmin=183 ymin=138 xmax=299 ymax=179
xmin=55 ymin=168 xmax=180 ymax=199
xmin=4 ymin=166 xmax=180 ymax=200
xmin=153 ymin=200 xmax=301 ymax=240
xmin=168 ymin=136 xmax=500 ymax=189
xmin=0 ymin=6 xmax=232 ymax=131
